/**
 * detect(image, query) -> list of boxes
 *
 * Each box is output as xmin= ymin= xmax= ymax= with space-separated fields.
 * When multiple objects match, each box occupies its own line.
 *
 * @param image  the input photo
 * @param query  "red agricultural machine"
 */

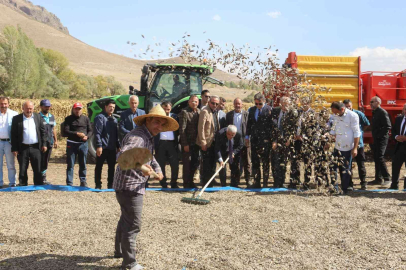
xmin=283 ymin=52 xmax=406 ymax=144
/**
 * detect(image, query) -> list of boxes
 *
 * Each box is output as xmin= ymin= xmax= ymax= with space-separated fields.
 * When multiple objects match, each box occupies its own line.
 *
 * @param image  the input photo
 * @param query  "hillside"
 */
xmin=0 ymin=2 xmax=242 ymax=93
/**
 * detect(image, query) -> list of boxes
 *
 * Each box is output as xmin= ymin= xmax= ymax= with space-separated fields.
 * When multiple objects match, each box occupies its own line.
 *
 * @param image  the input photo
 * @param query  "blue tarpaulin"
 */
xmin=0 ymin=185 xmax=403 ymax=193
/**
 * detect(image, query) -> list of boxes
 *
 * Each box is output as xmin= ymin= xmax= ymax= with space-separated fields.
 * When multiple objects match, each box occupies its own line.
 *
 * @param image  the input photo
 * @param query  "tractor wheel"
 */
xmin=87 ymin=134 xmax=97 ymax=163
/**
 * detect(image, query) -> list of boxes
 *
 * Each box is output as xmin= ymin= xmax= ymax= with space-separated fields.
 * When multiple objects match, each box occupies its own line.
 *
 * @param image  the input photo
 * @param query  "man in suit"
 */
xmin=154 ymin=101 xmax=180 ymax=188
xmin=197 ymin=95 xmax=220 ymax=187
xmin=11 ymin=101 xmax=47 ymax=186
xmin=0 ymin=97 xmax=18 ymax=188
xmin=215 ymin=125 xmax=243 ymax=187
xmin=390 ymin=104 xmax=406 ymax=190
xmin=245 ymin=93 xmax=273 ymax=188
xmin=119 ymin=95 xmax=146 ymax=142
xmin=226 ymin=97 xmax=251 ymax=185
xmin=179 ymin=95 xmax=200 ymax=188
xmin=271 ymin=96 xmax=300 ymax=188
xmin=369 ymin=96 xmax=391 ymax=186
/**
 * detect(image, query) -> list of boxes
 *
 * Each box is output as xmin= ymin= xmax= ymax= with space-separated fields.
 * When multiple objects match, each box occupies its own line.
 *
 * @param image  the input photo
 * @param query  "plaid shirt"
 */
xmin=179 ymin=107 xmax=200 ymax=147
xmin=113 ymin=125 xmax=162 ymax=194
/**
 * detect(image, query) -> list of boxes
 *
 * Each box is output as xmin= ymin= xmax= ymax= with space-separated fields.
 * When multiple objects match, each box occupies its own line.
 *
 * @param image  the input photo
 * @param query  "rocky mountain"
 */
xmin=0 ymin=0 xmax=69 ymax=34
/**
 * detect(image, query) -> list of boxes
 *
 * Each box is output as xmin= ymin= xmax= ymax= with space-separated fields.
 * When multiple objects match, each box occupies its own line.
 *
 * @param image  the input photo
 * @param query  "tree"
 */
xmin=41 ymin=48 xmax=69 ymax=75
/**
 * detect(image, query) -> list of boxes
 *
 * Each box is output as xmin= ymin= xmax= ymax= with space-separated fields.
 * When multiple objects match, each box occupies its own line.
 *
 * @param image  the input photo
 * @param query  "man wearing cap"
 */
xmin=64 ymin=102 xmax=92 ymax=187
xmin=39 ymin=99 xmax=58 ymax=185
xmin=113 ymin=105 xmax=177 ymax=270
xmin=11 ymin=101 xmax=47 ymax=186
xmin=0 ymin=97 xmax=18 ymax=188
xmin=119 ymin=95 xmax=146 ymax=142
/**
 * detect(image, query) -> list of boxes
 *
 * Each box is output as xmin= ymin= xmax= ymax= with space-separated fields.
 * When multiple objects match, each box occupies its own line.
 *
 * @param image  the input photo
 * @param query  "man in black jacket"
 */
xmin=11 ymin=101 xmax=47 ymax=186
xmin=226 ymin=98 xmax=251 ymax=185
xmin=64 ymin=102 xmax=93 ymax=187
xmin=215 ymin=125 xmax=243 ymax=187
xmin=369 ymin=96 xmax=391 ymax=186
xmin=390 ymin=104 xmax=406 ymax=190
xmin=94 ymin=100 xmax=120 ymax=189
xmin=154 ymin=102 xmax=180 ymax=188
xmin=245 ymin=93 xmax=273 ymax=188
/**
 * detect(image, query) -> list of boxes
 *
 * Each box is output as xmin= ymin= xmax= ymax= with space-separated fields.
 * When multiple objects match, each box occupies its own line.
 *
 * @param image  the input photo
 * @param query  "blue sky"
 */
xmin=33 ymin=0 xmax=406 ymax=71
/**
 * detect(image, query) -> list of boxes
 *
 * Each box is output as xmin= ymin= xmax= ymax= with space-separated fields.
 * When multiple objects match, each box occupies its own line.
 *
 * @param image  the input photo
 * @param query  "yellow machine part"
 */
xmin=296 ymin=55 xmax=359 ymax=109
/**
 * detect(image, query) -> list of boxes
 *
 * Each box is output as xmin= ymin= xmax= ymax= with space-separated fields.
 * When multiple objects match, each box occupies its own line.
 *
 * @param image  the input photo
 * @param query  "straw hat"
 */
xmin=133 ymin=105 xmax=179 ymax=132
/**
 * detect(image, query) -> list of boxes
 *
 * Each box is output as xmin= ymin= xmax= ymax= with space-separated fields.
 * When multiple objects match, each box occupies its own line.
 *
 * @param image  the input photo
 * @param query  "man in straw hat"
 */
xmin=113 ymin=104 xmax=178 ymax=270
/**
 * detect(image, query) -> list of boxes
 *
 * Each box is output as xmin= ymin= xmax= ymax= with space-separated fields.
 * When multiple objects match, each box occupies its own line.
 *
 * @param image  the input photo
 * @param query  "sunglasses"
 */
xmin=204 ymin=95 xmax=211 ymax=98
xmin=211 ymin=102 xmax=219 ymax=106
xmin=255 ymin=102 xmax=263 ymax=106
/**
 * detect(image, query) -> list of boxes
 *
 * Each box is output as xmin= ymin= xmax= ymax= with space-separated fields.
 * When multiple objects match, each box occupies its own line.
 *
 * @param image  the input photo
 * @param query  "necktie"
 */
xmin=228 ymin=139 xmax=233 ymax=164
xmin=257 ymin=108 xmax=261 ymax=121
xmin=401 ymin=118 xmax=406 ymax=136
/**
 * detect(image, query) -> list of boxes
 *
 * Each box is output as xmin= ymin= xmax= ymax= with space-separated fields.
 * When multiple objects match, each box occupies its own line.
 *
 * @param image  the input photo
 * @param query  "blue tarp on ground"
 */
xmin=0 ymin=185 xmax=403 ymax=193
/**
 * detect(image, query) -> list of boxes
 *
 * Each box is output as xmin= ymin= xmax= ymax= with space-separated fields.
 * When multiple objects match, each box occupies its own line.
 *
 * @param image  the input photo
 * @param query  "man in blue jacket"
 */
xmin=94 ymin=99 xmax=120 ymax=189
xmin=118 ymin=95 xmax=146 ymax=142
xmin=343 ymin=99 xmax=370 ymax=190
xmin=0 ymin=97 xmax=17 ymax=188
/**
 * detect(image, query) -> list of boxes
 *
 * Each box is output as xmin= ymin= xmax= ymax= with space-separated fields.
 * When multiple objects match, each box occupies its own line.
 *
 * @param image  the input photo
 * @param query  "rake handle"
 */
xmin=197 ymin=157 xmax=229 ymax=198
xmin=140 ymin=164 xmax=159 ymax=179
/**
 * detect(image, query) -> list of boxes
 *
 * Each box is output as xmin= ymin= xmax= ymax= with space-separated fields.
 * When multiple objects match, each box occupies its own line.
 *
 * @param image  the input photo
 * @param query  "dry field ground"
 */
xmin=1 ymin=160 xmax=406 ymax=270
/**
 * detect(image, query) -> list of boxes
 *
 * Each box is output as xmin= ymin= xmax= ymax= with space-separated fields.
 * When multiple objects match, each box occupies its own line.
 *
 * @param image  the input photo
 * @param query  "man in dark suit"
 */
xmin=369 ymin=96 xmax=391 ymax=186
xmin=271 ymin=96 xmax=300 ymax=188
xmin=11 ymin=101 xmax=47 ymax=186
xmin=154 ymin=102 xmax=180 ymax=188
xmin=215 ymin=125 xmax=243 ymax=187
xmin=226 ymin=97 xmax=251 ymax=185
xmin=118 ymin=95 xmax=146 ymax=142
xmin=245 ymin=93 xmax=273 ymax=188
xmin=390 ymin=104 xmax=406 ymax=190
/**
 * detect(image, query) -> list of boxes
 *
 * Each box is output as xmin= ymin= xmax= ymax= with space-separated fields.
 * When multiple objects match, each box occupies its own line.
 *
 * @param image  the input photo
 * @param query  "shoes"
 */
xmin=9 ymin=184 xmax=16 ymax=187
xmin=170 ymin=183 xmax=179 ymax=189
xmin=43 ymin=180 xmax=52 ymax=185
xmin=188 ymin=183 xmax=197 ymax=189
xmin=107 ymin=185 xmax=113 ymax=189
xmin=369 ymin=179 xmax=383 ymax=185
xmin=113 ymin=253 xmax=123 ymax=259
xmin=18 ymin=184 xmax=28 ymax=186
xmin=230 ymin=183 xmax=239 ymax=188
xmin=80 ymin=182 xmax=88 ymax=187
xmin=159 ymin=180 xmax=168 ymax=188
xmin=130 ymin=264 xmax=144 ymax=270
xmin=382 ymin=180 xmax=391 ymax=186
xmin=288 ymin=183 xmax=298 ymax=189
xmin=360 ymin=183 xmax=367 ymax=190
xmin=0 ymin=186 xmax=2 ymax=189
xmin=302 ymin=183 xmax=310 ymax=190
xmin=388 ymin=185 xmax=399 ymax=190
xmin=95 ymin=185 xmax=101 ymax=189
xmin=347 ymin=186 xmax=354 ymax=191
xmin=250 ymin=182 xmax=261 ymax=188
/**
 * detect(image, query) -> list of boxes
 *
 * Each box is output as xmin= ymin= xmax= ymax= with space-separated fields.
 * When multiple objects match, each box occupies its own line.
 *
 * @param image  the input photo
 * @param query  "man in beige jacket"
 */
xmin=197 ymin=95 xmax=220 ymax=187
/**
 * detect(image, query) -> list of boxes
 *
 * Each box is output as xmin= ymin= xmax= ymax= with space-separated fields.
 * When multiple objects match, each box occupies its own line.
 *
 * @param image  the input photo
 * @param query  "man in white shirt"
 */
xmin=0 ymin=97 xmax=18 ymax=188
xmin=329 ymin=101 xmax=361 ymax=194
xmin=11 ymin=101 xmax=47 ymax=186
xmin=154 ymin=102 xmax=179 ymax=188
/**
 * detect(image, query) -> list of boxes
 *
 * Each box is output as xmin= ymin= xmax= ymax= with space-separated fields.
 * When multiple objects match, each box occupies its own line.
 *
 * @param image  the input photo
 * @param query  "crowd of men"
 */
xmin=0 ymin=90 xmax=405 ymax=194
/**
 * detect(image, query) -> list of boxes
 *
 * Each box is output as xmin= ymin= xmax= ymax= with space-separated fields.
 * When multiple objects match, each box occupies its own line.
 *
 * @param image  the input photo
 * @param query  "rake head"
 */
xmin=181 ymin=197 xmax=210 ymax=205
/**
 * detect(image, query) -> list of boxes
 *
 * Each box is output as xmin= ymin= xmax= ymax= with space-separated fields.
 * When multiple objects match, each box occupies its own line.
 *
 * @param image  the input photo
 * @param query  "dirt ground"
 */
xmin=0 ymin=161 xmax=406 ymax=270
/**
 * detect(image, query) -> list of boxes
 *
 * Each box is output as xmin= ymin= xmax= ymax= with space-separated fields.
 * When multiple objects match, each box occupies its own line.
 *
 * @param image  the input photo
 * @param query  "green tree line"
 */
xmin=0 ymin=26 xmax=125 ymax=99
xmin=223 ymin=80 xmax=262 ymax=91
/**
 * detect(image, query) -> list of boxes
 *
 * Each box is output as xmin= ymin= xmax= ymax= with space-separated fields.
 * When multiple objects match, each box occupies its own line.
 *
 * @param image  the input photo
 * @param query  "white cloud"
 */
xmin=267 ymin=11 xmax=281 ymax=19
xmin=212 ymin=14 xmax=221 ymax=21
xmin=350 ymin=46 xmax=406 ymax=71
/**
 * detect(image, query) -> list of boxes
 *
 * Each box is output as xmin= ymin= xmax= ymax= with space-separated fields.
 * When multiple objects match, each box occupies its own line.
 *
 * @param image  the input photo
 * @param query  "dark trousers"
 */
xmin=391 ymin=144 xmax=406 ymax=188
xmin=271 ymin=147 xmax=287 ymax=188
xmin=115 ymin=191 xmax=144 ymax=269
xmin=17 ymin=144 xmax=42 ymax=186
xmin=240 ymin=146 xmax=251 ymax=183
xmin=351 ymin=147 xmax=367 ymax=184
xmin=95 ymin=149 xmax=117 ymax=188
xmin=331 ymin=149 xmax=353 ymax=191
xmin=181 ymin=144 xmax=200 ymax=187
xmin=41 ymin=146 xmax=53 ymax=181
xmin=372 ymin=136 xmax=390 ymax=181
xmin=290 ymin=141 xmax=311 ymax=184
xmin=201 ymin=144 xmax=216 ymax=187
xmin=66 ymin=141 xmax=88 ymax=185
xmin=251 ymin=142 xmax=270 ymax=187
xmin=156 ymin=141 xmax=179 ymax=185
xmin=219 ymin=154 xmax=241 ymax=187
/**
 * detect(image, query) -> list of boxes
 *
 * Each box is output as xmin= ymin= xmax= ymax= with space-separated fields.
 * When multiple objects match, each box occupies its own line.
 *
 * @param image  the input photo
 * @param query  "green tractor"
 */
xmin=86 ymin=63 xmax=223 ymax=158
